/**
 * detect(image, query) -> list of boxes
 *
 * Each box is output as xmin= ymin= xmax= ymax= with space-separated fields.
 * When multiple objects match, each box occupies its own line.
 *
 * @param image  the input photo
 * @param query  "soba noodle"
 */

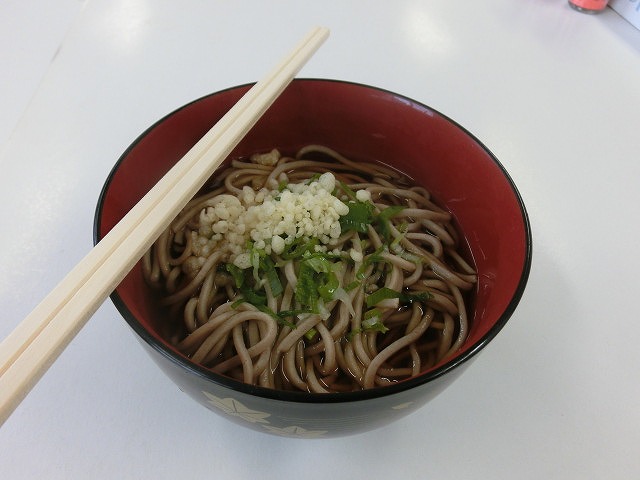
xmin=143 ymin=145 xmax=477 ymax=392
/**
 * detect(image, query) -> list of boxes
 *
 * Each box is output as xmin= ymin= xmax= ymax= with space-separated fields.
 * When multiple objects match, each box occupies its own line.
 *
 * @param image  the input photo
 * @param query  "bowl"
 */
xmin=94 ymin=79 xmax=532 ymax=438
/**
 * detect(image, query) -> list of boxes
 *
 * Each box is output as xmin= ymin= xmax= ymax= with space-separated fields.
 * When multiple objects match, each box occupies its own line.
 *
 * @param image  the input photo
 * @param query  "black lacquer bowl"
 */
xmin=94 ymin=79 xmax=532 ymax=438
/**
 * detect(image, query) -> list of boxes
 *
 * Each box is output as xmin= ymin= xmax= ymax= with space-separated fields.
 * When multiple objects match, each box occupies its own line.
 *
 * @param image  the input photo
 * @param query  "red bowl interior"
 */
xmin=96 ymin=79 xmax=531 ymax=395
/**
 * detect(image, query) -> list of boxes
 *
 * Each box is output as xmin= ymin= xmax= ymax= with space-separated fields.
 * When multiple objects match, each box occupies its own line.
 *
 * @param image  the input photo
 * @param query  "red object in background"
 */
xmin=569 ymin=0 xmax=609 ymax=13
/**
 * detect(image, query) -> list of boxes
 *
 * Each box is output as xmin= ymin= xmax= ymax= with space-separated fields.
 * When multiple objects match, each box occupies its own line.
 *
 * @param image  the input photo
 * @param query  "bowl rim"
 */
xmin=94 ymin=78 xmax=532 ymax=404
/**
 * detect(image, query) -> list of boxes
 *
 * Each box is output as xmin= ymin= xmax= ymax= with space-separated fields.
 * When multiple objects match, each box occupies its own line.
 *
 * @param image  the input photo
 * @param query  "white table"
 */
xmin=1 ymin=1 xmax=639 ymax=478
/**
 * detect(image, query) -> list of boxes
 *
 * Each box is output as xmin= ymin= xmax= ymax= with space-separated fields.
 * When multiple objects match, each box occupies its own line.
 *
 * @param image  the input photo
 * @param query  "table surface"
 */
xmin=1 ymin=1 xmax=639 ymax=478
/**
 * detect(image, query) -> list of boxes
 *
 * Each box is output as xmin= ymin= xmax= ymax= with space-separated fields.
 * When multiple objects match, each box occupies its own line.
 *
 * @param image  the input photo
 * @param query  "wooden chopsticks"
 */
xmin=0 ymin=26 xmax=329 ymax=426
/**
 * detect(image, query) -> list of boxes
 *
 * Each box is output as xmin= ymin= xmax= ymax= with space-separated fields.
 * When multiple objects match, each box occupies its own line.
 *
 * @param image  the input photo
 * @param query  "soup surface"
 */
xmin=143 ymin=145 xmax=477 ymax=392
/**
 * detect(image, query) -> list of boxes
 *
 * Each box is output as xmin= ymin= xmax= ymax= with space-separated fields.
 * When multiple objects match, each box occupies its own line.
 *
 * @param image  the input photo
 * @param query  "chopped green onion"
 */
xmin=337 ymin=181 xmax=359 ymax=201
xmin=280 ymin=237 xmax=319 ymax=260
xmin=304 ymin=327 xmax=318 ymax=341
xmin=356 ymin=245 xmax=387 ymax=280
xmin=225 ymin=263 xmax=245 ymax=289
xmin=366 ymin=287 xmax=402 ymax=308
xmin=390 ymin=222 xmax=408 ymax=253
xmin=277 ymin=180 xmax=288 ymax=192
xmin=231 ymin=298 xmax=245 ymax=309
xmin=305 ymin=173 xmax=322 ymax=185
xmin=348 ymin=308 xmax=388 ymax=340
xmin=249 ymin=305 xmax=320 ymax=342
xmin=295 ymin=261 xmax=321 ymax=312
xmin=378 ymin=205 xmax=406 ymax=221
xmin=303 ymin=253 xmax=333 ymax=274
xmin=399 ymin=290 xmax=432 ymax=303
xmin=376 ymin=205 xmax=406 ymax=243
xmin=259 ymin=256 xmax=283 ymax=297
xmin=332 ymin=287 xmax=355 ymax=316
xmin=398 ymin=250 xmax=423 ymax=264
xmin=250 ymin=245 xmax=262 ymax=281
xmin=256 ymin=305 xmax=296 ymax=329
xmin=318 ymin=272 xmax=339 ymax=301
xmin=240 ymin=286 xmax=267 ymax=306
xmin=340 ymin=200 xmax=375 ymax=234
xmin=226 ymin=262 xmax=269 ymax=306
xmin=345 ymin=280 xmax=361 ymax=292
xmin=362 ymin=308 xmax=389 ymax=333
xmin=365 ymin=287 xmax=432 ymax=308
